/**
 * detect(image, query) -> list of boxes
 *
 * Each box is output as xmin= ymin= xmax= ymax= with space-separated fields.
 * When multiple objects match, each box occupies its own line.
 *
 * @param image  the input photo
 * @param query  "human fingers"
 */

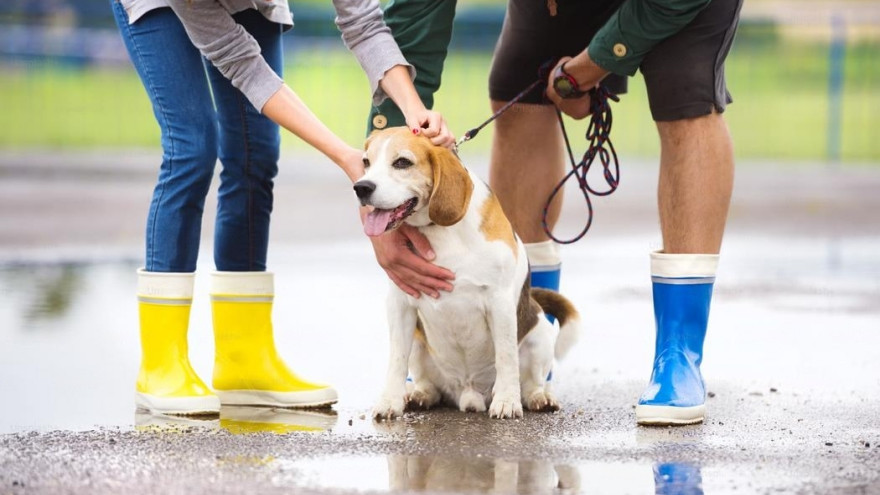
xmin=371 ymin=230 xmax=452 ymax=295
xmin=400 ymin=224 xmax=436 ymax=260
xmin=558 ymin=93 xmax=592 ymax=120
xmin=403 ymin=251 xmax=454 ymax=292
xmin=430 ymin=119 xmax=456 ymax=149
xmin=385 ymin=257 xmax=448 ymax=298
xmin=386 ymin=270 xmax=420 ymax=299
xmin=400 ymin=225 xmax=455 ymax=281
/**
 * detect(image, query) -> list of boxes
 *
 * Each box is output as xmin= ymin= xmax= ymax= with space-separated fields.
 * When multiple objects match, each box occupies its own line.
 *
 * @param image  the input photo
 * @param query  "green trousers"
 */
xmin=366 ymin=0 xmax=457 ymax=133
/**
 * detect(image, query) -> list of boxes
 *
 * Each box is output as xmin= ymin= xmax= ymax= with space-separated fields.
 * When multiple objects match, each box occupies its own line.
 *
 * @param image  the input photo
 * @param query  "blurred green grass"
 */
xmin=1 ymin=40 xmax=877 ymax=161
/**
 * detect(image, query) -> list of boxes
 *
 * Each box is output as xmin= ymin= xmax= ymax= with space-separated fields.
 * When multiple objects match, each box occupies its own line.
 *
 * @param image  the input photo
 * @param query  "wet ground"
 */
xmin=1 ymin=151 xmax=879 ymax=494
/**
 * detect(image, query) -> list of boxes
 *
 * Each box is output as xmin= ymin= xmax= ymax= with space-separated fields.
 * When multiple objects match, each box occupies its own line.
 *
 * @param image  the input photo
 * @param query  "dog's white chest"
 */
xmin=416 ymin=287 xmax=498 ymax=389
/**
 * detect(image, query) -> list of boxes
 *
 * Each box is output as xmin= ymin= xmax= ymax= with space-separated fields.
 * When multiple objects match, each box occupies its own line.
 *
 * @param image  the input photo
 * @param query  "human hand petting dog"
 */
xmin=404 ymin=109 xmax=455 ymax=149
xmin=364 ymin=220 xmax=455 ymax=299
xmin=379 ymin=65 xmax=456 ymax=149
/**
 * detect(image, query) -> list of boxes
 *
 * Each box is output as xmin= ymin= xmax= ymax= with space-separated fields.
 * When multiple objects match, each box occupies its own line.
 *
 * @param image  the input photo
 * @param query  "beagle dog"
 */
xmin=355 ymin=127 xmax=580 ymax=420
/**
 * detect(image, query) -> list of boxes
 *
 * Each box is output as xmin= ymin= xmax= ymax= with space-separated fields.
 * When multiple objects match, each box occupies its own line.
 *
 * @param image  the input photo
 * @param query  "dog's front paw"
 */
xmin=488 ymin=392 xmax=523 ymax=419
xmin=372 ymin=395 xmax=405 ymax=420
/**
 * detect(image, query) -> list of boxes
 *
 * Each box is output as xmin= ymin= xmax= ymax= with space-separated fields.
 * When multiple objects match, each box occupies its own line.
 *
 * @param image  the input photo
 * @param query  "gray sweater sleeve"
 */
xmin=333 ymin=0 xmax=415 ymax=106
xmin=166 ymin=0 xmax=284 ymax=112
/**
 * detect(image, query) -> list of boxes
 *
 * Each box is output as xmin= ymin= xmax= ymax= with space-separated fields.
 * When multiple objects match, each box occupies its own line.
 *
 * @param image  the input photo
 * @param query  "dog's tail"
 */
xmin=530 ymin=288 xmax=580 ymax=360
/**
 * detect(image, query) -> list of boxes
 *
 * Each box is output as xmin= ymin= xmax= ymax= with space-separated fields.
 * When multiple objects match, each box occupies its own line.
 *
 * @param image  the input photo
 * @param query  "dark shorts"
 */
xmin=489 ymin=0 xmax=743 ymax=121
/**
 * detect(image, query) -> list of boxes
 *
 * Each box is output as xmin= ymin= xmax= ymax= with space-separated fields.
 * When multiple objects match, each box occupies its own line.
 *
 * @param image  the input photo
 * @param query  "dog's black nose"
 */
xmin=353 ymin=180 xmax=376 ymax=201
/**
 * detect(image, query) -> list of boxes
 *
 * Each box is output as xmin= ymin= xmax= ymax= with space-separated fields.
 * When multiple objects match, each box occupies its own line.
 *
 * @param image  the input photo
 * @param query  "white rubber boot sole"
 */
xmin=635 ymin=404 xmax=705 ymax=426
xmin=216 ymin=388 xmax=338 ymax=409
xmin=135 ymin=392 xmax=221 ymax=416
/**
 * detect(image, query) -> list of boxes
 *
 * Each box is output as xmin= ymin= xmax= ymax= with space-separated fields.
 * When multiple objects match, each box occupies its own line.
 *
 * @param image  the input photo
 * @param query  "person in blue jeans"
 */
xmin=111 ymin=0 xmax=453 ymax=416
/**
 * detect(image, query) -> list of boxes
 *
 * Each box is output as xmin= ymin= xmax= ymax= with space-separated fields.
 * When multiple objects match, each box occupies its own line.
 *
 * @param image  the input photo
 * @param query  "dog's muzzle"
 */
xmin=353 ymin=180 xmax=376 ymax=206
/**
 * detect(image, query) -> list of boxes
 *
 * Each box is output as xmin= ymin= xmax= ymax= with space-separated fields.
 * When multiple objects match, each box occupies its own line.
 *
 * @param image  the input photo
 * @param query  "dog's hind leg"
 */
xmin=405 ymin=337 xmax=442 ymax=411
xmin=519 ymin=320 xmax=560 ymax=412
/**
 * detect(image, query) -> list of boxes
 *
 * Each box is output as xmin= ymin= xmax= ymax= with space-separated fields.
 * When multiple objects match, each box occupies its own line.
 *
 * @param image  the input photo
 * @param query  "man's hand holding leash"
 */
xmin=545 ymin=52 xmax=611 ymax=120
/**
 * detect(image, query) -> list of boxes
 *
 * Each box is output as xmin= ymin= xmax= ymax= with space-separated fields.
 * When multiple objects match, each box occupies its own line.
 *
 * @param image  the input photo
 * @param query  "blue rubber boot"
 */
xmin=526 ymin=240 xmax=561 ymax=293
xmin=635 ymin=252 xmax=718 ymax=426
xmin=653 ymin=462 xmax=704 ymax=495
xmin=530 ymin=268 xmax=560 ymax=293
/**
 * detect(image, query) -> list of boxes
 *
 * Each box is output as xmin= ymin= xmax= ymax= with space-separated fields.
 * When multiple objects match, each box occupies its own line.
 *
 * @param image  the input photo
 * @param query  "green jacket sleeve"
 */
xmin=589 ymin=0 xmax=713 ymax=76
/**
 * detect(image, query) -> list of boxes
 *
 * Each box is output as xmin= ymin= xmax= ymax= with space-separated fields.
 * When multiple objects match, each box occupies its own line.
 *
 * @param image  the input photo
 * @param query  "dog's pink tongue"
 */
xmin=364 ymin=209 xmax=394 ymax=237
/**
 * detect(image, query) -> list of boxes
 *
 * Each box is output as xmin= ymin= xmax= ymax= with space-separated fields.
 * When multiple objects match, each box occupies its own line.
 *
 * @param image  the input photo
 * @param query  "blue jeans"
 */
xmin=112 ymin=2 xmax=282 ymax=272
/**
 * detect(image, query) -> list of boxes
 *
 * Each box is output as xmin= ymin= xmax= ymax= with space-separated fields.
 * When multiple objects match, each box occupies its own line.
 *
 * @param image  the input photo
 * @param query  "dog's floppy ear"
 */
xmin=428 ymin=145 xmax=473 ymax=226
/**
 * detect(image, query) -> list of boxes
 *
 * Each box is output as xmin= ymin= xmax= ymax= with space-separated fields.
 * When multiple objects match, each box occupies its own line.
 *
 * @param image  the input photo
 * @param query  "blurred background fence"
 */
xmin=0 ymin=0 xmax=878 ymax=163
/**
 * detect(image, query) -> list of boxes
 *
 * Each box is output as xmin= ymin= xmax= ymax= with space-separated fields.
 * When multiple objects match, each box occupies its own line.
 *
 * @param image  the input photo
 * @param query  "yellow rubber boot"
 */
xmin=135 ymin=269 xmax=220 ymax=415
xmin=210 ymin=271 xmax=338 ymax=408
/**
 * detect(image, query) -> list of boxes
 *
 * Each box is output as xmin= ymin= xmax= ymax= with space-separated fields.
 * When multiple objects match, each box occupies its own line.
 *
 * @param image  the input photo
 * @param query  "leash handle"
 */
xmin=542 ymin=84 xmax=620 ymax=244
xmin=453 ymin=58 xmax=622 ymax=245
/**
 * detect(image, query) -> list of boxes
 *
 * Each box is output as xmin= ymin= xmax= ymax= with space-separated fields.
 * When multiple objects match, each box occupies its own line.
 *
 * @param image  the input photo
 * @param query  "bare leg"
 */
xmin=489 ymin=102 xmax=566 ymax=243
xmin=657 ymin=111 xmax=734 ymax=254
xmin=636 ymin=110 xmax=734 ymax=426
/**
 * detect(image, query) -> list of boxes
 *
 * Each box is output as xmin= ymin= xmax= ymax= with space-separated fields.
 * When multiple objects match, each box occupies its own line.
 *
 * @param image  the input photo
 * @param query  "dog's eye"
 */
xmin=362 ymin=157 xmax=370 ymax=169
xmin=392 ymin=157 xmax=413 ymax=169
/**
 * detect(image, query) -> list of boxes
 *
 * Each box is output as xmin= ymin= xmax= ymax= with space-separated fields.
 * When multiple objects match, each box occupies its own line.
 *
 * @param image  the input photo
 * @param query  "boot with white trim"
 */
xmin=635 ymin=251 xmax=718 ymax=426
xmin=135 ymin=269 xmax=220 ymax=415
xmin=525 ymin=240 xmax=562 ymax=293
xmin=210 ymin=271 xmax=338 ymax=408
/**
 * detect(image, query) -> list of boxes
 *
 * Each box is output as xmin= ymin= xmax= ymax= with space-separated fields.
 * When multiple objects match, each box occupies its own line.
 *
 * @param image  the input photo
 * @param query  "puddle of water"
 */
xmin=134 ymin=406 xmax=340 ymax=435
xmin=266 ymin=455 xmax=701 ymax=494
xmin=127 ymin=410 xmax=698 ymax=493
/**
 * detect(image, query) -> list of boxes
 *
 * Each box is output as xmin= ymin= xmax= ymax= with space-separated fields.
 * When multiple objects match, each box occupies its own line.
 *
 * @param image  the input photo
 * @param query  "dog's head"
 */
xmin=354 ymin=127 xmax=473 ymax=237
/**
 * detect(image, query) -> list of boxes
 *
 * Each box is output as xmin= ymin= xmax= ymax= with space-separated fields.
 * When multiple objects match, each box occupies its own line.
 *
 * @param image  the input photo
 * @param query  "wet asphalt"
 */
xmin=0 ymin=150 xmax=878 ymax=494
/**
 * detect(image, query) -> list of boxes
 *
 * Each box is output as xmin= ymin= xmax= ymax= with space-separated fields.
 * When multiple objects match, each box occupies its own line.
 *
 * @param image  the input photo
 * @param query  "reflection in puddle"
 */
xmin=132 ymin=410 xmax=703 ymax=494
xmin=219 ymin=406 xmax=338 ymax=434
xmin=654 ymin=462 xmax=703 ymax=495
xmin=282 ymin=455 xmax=702 ymax=494
xmin=0 ymin=264 xmax=86 ymax=326
xmin=385 ymin=456 xmax=580 ymax=494
xmin=134 ymin=411 xmax=219 ymax=432
xmin=135 ymin=406 xmax=338 ymax=434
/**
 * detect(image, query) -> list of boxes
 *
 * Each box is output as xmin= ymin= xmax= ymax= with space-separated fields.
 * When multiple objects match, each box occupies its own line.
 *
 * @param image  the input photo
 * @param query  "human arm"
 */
xmin=333 ymin=0 xmax=454 ymax=148
xmin=588 ymin=0 xmax=713 ymax=77
xmin=379 ymin=65 xmax=454 ymax=148
xmin=165 ymin=0 xmax=287 ymax=112
xmin=164 ymin=0 xmax=362 ymax=180
xmin=263 ymin=86 xmax=364 ymax=182
xmin=547 ymin=0 xmax=713 ymax=118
